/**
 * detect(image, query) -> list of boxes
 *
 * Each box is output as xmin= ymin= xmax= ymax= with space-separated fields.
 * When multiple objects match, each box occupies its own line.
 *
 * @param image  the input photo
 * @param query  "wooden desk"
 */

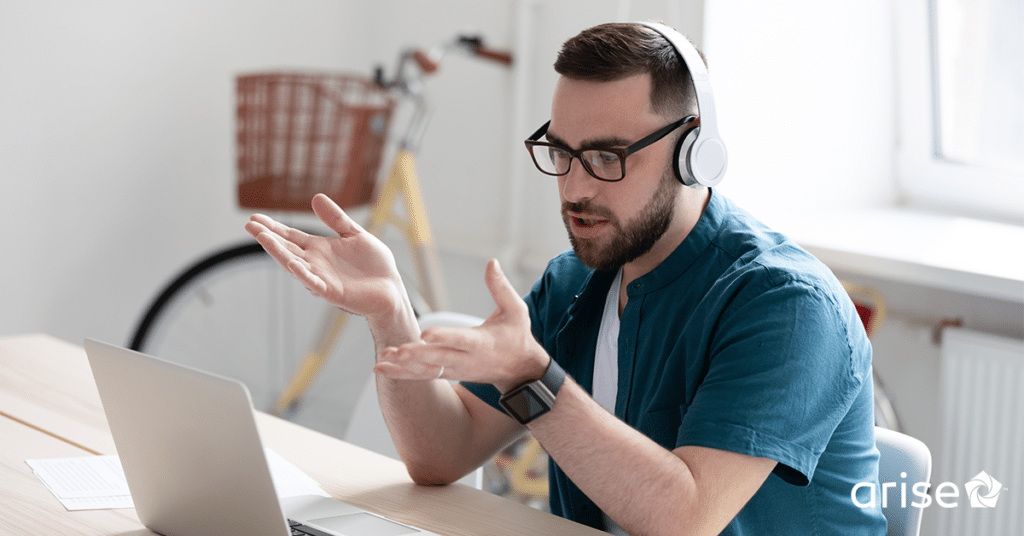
xmin=0 ymin=415 xmax=145 ymax=535
xmin=0 ymin=334 xmax=604 ymax=536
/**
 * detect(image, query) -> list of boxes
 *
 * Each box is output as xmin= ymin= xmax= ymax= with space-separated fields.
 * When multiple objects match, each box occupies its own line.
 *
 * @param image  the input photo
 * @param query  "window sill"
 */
xmin=765 ymin=207 xmax=1024 ymax=304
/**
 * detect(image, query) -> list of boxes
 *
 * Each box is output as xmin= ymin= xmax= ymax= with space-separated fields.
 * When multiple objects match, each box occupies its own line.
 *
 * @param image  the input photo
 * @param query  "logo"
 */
xmin=852 ymin=470 xmax=1007 ymax=509
xmin=965 ymin=471 xmax=1003 ymax=508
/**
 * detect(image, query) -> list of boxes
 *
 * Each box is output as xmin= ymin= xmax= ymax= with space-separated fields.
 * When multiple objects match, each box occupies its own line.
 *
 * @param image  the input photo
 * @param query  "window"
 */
xmin=933 ymin=0 xmax=1023 ymax=175
xmin=896 ymin=0 xmax=1024 ymax=224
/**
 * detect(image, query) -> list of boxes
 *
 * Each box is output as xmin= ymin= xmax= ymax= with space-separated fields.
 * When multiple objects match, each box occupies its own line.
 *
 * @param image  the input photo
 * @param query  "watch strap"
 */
xmin=538 ymin=357 xmax=565 ymax=396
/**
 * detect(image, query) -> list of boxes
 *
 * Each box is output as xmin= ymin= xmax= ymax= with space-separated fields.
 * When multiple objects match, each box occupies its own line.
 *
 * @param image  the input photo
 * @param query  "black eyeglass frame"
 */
xmin=523 ymin=115 xmax=698 ymax=182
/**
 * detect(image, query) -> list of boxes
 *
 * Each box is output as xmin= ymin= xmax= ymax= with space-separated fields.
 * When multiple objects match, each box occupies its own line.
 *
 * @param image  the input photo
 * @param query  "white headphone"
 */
xmin=638 ymin=22 xmax=728 ymax=188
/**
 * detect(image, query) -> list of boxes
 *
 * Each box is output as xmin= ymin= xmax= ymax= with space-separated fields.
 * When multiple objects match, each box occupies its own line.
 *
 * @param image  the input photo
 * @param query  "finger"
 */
xmin=384 ymin=341 xmax=451 ymax=365
xmin=484 ymin=258 xmax=524 ymax=315
xmin=420 ymin=326 xmax=479 ymax=351
xmin=373 ymin=360 xmax=445 ymax=381
xmin=287 ymin=259 xmax=328 ymax=296
xmin=253 ymin=229 xmax=304 ymax=273
xmin=249 ymin=214 xmax=315 ymax=250
xmin=244 ymin=219 xmax=266 ymax=240
xmin=247 ymin=222 xmax=309 ymax=262
xmin=376 ymin=346 xmax=448 ymax=378
xmin=312 ymin=194 xmax=363 ymax=237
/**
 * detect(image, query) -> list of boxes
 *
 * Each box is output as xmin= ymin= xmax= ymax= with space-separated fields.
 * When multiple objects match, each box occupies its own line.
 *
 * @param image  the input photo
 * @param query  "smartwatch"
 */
xmin=498 ymin=358 xmax=566 ymax=425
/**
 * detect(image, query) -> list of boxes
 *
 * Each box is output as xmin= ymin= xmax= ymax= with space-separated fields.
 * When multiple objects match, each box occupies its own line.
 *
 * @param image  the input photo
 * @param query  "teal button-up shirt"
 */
xmin=464 ymin=191 xmax=887 ymax=534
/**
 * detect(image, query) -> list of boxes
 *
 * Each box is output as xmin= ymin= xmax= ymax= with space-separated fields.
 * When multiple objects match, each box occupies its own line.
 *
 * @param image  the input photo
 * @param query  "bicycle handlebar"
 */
xmin=457 ymin=35 xmax=513 ymax=66
xmin=471 ymin=47 xmax=514 ymax=65
xmin=374 ymin=33 xmax=512 ymax=93
xmin=411 ymin=50 xmax=439 ymax=74
xmin=373 ymin=33 xmax=513 ymax=152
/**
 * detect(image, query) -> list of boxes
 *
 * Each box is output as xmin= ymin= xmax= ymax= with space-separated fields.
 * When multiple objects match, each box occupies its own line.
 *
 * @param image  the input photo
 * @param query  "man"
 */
xmin=246 ymin=22 xmax=886 ymax=535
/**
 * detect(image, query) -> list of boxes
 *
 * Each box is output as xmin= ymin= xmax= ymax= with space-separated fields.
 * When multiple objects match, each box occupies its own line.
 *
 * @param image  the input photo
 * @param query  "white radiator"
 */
xmin=935 ymin=327 xmax=1024 ymax=536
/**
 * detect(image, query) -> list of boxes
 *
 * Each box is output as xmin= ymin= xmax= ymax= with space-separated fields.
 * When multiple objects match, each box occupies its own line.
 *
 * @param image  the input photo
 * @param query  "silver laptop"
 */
xmin=84 ymin=338 xmax=438 ymax=536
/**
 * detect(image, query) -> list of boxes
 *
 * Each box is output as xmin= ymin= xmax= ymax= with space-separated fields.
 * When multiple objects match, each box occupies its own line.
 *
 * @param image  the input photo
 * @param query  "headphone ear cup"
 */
xmin=674 ymin=126 xmax=699 ymax=187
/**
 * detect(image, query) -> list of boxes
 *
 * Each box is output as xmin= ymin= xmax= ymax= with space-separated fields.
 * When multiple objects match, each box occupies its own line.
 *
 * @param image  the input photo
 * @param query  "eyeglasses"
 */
xmin=524 ymin=115 xmax=697 ymax=182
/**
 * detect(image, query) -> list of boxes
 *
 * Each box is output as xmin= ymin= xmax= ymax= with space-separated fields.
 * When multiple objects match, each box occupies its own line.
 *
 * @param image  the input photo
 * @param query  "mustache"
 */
xmin=561 ymin=200 xmax=614 ymax=221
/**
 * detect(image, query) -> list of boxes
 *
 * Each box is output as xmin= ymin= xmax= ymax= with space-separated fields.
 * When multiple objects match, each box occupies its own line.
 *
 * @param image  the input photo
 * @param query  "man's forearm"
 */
xmin=365 ymin=303 xmax=459 ymax=480
xmin=375 ymin=376 xmax=479 ymax=483
xmin=366 ymin=306 xmax=516 ymax=485
xmin=528 ymin=377 xmax=700 ymax=535
xmin=528 ymin=377 xmax=775 ymax=536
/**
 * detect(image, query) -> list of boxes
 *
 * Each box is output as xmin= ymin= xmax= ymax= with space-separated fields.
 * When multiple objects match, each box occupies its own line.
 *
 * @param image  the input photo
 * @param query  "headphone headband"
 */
xmin=637 ymin=21 xmax=727 ymax=188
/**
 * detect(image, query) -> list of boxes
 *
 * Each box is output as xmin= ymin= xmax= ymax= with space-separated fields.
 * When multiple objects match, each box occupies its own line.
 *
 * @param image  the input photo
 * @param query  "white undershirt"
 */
xmin=592 ymin=269 xmax=622 ymax=414
xmin=592 ymin=269 xmax=629 ymax=535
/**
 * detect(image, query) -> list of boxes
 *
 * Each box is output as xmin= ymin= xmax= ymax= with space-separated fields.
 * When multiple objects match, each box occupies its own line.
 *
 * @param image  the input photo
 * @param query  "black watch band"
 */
xmin=498 ymin=358 xmax=566 ymax=425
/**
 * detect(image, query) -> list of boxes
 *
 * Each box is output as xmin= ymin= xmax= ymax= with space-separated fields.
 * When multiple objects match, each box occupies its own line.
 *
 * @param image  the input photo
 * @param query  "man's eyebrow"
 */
xmin=545 ymin=130 xmax=632 ymax=150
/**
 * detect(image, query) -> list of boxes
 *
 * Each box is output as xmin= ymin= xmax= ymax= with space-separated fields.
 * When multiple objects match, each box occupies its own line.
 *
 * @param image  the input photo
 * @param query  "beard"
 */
xmin=562 ymin=169 xmax=680 ymax=271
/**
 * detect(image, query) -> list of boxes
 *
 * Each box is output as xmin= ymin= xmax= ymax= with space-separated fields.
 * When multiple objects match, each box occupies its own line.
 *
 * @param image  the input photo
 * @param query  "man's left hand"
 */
xmin=375 ymin=259 xmax=549 ymax=393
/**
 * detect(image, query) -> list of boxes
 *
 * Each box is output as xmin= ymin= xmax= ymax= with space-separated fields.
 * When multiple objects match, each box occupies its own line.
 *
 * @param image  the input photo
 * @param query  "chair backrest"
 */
xmin=875 ymin=426 xmax=932 ymax=536
xmin=344 ymin=311 xmax=485 ymax=489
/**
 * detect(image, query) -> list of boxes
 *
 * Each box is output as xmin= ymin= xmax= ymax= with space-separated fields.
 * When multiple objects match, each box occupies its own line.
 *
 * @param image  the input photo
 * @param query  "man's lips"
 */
xmin=572 ymin=216 xmax=606 ymax=227
xmin=566 ymin=210 xmax=609 ymax=225
xmin=566 ymin=211 xmax=611 ymax=237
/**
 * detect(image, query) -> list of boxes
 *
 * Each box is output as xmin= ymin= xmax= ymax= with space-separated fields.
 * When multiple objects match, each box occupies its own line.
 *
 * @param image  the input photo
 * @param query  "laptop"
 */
xmin=83 ymin=338 xmax=439 ymax=536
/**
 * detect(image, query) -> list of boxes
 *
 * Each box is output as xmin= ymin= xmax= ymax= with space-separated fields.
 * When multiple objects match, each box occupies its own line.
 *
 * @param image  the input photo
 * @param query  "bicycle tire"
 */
xmin=127 ymin=240 xmax=375 ymax=427
xmin=129 ymin=241 xmax=267 ymax=352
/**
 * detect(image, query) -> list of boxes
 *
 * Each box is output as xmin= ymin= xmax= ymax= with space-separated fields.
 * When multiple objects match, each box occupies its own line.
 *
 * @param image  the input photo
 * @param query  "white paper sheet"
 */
xmin=264 ymin=448 xmax=332 ymax=499
xmin=25 ymin=454 xmax=132 ymax=510
xmin=27 ymin=448 xmax=328 ymax=511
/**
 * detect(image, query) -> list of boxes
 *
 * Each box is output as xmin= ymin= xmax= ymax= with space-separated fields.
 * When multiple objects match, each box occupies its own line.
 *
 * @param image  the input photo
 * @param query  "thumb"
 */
xmin=485 ymin=259 xmax=522 ymax=314
xmin=312 ymin=193 xmax=362 ymax=236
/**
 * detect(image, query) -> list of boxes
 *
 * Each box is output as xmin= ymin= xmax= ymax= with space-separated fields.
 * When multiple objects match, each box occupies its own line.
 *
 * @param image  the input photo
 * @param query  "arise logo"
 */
xmin=852 ymin=470 xmax=1007 ymax=509
xmin=965 ymin=471 xmax=1003 ymax=508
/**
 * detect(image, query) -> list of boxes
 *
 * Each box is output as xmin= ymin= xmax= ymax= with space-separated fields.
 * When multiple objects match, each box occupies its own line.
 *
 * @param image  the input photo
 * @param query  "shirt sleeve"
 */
xmin=677 ymin=275 xmax=871 ymax=485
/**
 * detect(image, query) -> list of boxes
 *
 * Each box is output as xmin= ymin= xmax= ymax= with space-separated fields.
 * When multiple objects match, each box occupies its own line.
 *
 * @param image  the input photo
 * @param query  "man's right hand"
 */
xmin=247 ymin=198 xmax=517 ymax=487
xmin=244 ymin=193 xmax=409 ymax=321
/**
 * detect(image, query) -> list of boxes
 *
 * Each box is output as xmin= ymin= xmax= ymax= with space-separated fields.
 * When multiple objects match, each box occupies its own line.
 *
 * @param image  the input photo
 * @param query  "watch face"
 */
xmin=503 ymin=385 xmax=551 ymax=423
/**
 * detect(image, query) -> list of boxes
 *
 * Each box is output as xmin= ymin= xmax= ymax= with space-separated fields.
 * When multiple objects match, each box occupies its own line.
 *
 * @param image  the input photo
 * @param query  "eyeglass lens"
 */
xmin=530 ymin=145 xmax=623 ymax=181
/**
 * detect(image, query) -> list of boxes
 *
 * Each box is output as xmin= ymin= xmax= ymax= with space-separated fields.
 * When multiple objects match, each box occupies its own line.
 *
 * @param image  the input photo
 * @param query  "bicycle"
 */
xmin=129 ymin=34 xmax=513 ymax=424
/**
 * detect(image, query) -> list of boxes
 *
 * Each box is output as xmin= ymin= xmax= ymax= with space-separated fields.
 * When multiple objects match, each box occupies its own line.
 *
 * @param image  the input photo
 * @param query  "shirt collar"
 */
xmin=624 ymin=188 xmax=726 ymax=296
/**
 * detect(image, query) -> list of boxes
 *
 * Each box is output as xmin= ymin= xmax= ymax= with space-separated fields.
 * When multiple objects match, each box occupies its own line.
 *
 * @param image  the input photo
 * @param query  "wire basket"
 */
xmin=236 ymin=72 xmax=396 ymax=211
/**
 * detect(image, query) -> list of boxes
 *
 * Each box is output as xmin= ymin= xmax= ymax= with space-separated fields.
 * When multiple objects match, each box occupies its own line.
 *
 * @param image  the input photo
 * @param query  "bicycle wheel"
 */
xmin=129 ymin=241 xmax=375 ymax=434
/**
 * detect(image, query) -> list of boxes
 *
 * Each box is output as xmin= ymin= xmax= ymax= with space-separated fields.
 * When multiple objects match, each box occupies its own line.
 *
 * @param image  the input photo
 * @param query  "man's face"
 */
xmin=548 ymin=74 xmax=683 ymax=271
xmin=561 ymin=168 xmax=678 ymax=271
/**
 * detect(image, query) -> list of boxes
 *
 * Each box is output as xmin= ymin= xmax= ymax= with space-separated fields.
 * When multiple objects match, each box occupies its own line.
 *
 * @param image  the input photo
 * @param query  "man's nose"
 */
xmin=559 ymin=160 xmax=598 ymax=203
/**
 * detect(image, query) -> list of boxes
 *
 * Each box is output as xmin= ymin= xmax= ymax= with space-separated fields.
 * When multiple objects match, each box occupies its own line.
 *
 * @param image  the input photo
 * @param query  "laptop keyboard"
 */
xmin=288 ymin=513 xmax=421 ymax=536
xmin=289 ymin=519 xmax=334 ymax=536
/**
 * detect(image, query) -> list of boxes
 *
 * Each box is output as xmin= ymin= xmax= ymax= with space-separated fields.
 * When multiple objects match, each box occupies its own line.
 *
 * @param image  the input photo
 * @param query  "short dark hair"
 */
xmin=553 ymin=22 xmax=703 ymax=118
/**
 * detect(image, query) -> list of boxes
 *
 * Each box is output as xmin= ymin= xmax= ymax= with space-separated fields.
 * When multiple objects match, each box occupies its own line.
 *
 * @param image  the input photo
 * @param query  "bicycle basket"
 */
xmin=236 ymin=72 xmax=395 ymax=211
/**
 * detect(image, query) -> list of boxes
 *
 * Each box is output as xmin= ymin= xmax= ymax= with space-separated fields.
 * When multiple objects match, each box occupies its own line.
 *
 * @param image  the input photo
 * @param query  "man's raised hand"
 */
xmin=375 ymin=259 xmax=549 ymax=390
xmin=244 ymin=193 xmax=409 ymax=320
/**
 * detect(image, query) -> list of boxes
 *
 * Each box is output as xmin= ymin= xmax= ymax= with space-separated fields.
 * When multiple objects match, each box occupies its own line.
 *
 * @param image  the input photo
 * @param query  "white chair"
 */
xmin=343 ymin=311 xmax=485 ymax=489
xmin=875 ymin=426 xmax=932 ymax=536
